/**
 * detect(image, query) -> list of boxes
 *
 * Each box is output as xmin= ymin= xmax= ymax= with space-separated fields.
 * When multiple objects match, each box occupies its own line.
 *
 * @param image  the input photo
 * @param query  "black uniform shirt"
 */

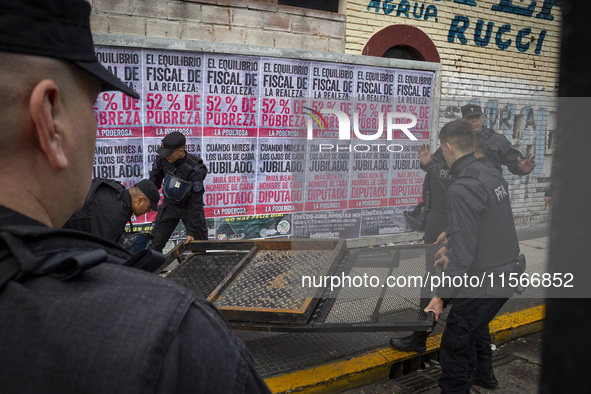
xmin=481 ymin=127 xmax=526 ymax=175
xmin=92 ymin=183 xmax=132 ymax=242
xmin=425 ymin=128 xmax=526 ymax=178
xmin=442 ymin=155 xmax=488 ymax=278
xmin=0 ymin=205 xmax=270 ymax=393
xmin=422 ymin=149 xmax=454 ymax=213
xmin=64 ymin=181 xmax=132 ymax=243
xmin=435 ymin=154 xmax=518 ymax=299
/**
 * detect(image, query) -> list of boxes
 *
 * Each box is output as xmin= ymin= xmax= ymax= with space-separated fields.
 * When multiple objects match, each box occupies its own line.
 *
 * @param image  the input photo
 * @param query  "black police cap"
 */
xmin=461 ymin=104 xmax=483 ymax=119
xmin=136 ymin=179 xmax=160 ymax=212
xmin=0 ymin=0 xmax=139 ymax=99
xmin=157 ymin=132 xmax=186 ymax=157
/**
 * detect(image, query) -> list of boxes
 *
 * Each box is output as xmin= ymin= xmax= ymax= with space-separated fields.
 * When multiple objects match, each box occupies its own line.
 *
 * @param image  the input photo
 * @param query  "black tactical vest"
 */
xmin=457 ymin=163 xmax=520 ymax=270
xmin=429 ymin=161 xmax=454 ymax=213
xmin=63 ymin=178 xmax=128 ymax=233
xmin=162 ymin=154 xmax=206 ymax=204
xmin=0 ymin=226 xmax=198 ymax=393
xmin=0 ymin=225 xmax=165 ymax=290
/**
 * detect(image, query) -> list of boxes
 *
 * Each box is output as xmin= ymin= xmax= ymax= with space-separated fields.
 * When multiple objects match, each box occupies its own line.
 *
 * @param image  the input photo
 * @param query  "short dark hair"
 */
xmin=439 ymin=119 xmax=475 ymax=152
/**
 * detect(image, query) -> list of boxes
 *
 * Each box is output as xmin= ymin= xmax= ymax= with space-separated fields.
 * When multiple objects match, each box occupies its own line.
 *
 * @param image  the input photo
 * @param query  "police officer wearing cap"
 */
xmin=462 ymin=103 xmax=536 ymax=175
xmin=0 ymin=0 xmax=269 ymax=392
xmin=418 ymin=104 xmax=535 ymax=179
xmin=422 ymin=119 xmax=520 ymax=393
xmin=64 ymin=179 xmax=160 ymax=243
xmin=149 ymin=131 xmax=208 ymax=251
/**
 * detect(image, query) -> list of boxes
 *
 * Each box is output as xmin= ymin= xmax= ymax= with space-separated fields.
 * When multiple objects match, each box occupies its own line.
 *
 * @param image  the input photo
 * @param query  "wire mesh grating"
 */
xmin=165 ymin=252 xmax=246 ymax=299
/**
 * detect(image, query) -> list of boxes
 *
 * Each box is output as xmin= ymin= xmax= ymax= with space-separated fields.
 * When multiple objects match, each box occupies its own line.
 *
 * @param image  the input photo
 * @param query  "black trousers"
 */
xmin=423 ymin=209 xmax=447 ymax=244
xmin=438 ymin=296 xmax=508 ymax=394
xmin=150 ymin=202 xmax=207 ymax=252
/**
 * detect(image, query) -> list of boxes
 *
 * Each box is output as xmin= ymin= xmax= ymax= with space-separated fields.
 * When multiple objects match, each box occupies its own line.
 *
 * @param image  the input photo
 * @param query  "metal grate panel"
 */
xmin=210 ymin=240 xmax=346 ymax=324
xmin=316 ymin=245 xmax=439 ymax=326
xmin=214 ymin=250 xmax=333 ymax=310
xmin=164 ymin=241 xmax=440 ymax=332
xmin=165 ymin=252 xmax=246 ymax=299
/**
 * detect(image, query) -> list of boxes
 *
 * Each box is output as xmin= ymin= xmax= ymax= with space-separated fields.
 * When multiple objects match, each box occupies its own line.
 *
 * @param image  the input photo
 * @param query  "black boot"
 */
xmin=472 ymin=355 xmax=498 ymax=389
xmin=390 ymin=331 xmax=428 ymax=353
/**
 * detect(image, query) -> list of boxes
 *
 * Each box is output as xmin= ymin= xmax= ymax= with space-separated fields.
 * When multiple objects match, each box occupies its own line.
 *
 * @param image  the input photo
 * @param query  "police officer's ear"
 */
xmin=132 ymin=194 xmax=142 ymax=209
xmin=140 ymin=195 xmax=152 ymax=212
xmin=29 ymin=79 xmax=69 ymax=170
xmin=132 ymin=195 xmax=152 ymax=215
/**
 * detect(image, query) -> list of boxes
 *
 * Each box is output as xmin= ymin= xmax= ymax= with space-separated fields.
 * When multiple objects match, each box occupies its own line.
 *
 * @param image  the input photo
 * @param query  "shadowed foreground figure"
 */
xmin=0 ymin=1 xmax=270 ymax=392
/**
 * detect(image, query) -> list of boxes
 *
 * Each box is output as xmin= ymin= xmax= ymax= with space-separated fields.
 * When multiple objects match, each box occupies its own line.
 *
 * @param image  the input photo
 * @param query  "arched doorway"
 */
xmin=362 ymin=25 xmax=440 ymax=62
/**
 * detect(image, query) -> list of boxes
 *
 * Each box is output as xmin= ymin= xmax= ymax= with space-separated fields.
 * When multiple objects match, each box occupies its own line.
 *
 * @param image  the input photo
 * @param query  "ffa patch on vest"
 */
xmin=493 ymin=184 xmax=508 ymax=202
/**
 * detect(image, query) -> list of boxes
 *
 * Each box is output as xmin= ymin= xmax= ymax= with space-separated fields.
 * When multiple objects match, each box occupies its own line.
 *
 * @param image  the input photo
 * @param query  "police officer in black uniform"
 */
xmin=64 ymin=178 xmax=160 ymax=243
xmin=421 ymin=147 xmax=455 ymax=244
xmin=462 ymin=103 xmax=536 ymax=175
xmin=423 ymin=119 xmax=520 ymax=393
xmin=149 ymin=131 xmax=208 ymax=251
xmin=0 ymin=1 xmax=269 ymax=392
xmin=414 ymin=103 xmax=535 ymax=191
xmin=394 ymin=102 xmax=534 ymax=372
xmin=392 ymin=128 xmax=515 ymax=388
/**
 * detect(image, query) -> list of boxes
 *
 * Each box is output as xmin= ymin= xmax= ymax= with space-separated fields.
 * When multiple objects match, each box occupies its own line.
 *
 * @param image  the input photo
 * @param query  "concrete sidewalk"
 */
xmin=241 ymin=229 xmax=549 ymax=393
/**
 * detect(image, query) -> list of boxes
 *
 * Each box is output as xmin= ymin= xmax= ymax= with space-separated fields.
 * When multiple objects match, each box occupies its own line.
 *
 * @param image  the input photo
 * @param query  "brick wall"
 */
xmin=345 ymin=0 xmax=561 ymax=227
xmin=88 ymin=0 xmax=558 ymax=228
xmin=90 ymin=0 xmax=346 ymax=52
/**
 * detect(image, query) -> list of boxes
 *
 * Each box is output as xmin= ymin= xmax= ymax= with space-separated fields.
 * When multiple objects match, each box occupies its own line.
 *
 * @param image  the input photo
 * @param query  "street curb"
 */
xmin=489 ymin=304 xmax=545 ymax=345
xmin=264 ymin=305 xmax=545 ymax=393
